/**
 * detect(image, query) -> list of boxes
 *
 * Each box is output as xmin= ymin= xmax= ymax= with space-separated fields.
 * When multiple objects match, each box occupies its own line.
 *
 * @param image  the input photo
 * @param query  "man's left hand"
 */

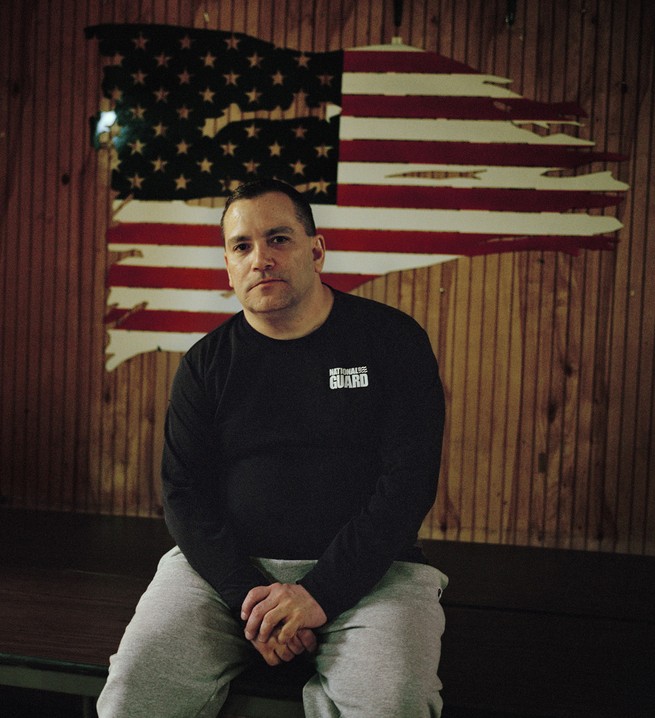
xmin=250 ymin=626 xmax=318 ymax=666
xmin=241 ymin=582 xmax=327 ymax=644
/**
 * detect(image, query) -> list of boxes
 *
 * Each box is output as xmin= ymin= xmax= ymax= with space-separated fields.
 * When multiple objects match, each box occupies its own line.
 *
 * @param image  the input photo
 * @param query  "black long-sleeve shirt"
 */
xmin=162 ymin=289 xmax=445 ymax=620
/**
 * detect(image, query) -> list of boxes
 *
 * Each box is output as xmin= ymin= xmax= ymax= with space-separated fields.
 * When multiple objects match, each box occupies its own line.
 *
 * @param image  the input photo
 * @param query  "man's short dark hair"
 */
xmin=220 ymin=179 xmax=317 ymax=237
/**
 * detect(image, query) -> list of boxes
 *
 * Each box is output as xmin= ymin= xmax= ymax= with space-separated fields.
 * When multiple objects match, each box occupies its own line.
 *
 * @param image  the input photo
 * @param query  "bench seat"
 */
xmin=1 ymin=508 xmax=654 ymax=717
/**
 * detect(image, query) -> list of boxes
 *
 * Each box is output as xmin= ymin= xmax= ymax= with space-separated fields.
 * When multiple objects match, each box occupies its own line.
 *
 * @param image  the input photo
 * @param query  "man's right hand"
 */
xmin=250 ymin=626 xmax=317 ymax=666
xmin=242 ymin=582 xmax=327 ymax=644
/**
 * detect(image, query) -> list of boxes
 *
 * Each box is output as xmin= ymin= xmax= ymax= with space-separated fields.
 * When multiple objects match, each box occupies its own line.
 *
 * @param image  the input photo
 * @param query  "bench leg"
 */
xmin=82 ymin=695 xmax=98 ymax=718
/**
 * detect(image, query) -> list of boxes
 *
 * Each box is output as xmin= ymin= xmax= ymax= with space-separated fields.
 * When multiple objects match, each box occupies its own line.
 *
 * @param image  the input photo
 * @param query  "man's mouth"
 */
xmin=250 ymin=278 xmax=284 ymax=290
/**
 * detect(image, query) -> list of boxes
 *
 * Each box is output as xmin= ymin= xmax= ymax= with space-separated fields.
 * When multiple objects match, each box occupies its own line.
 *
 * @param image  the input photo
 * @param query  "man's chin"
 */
xmin=245 ymin=296 xmax=294 ymax=315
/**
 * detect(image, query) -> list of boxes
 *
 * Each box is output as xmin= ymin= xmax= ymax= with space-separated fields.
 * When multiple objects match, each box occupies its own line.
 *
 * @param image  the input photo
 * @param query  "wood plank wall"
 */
xmin=1 ymin=0 xmax=653 ymax=555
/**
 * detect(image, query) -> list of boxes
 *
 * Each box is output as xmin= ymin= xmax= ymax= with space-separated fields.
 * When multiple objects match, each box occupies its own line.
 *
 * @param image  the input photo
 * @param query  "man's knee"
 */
xmin=307 ymin=659 xmax=443 ymax=718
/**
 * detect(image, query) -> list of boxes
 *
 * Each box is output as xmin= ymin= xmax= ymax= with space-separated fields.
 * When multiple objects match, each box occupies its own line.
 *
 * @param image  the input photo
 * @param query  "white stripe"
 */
xmin=108 ymin=244 xmax=459 ymax=272
xmin=313 ymin=205 xmax=622 ymax=236
xmin=347 ymin=43 xmax=425 ymax=53
xmin=112 ymin=199 xmax=224 ymax=224
xmin=323 ymin=252 xmax=459 ymax=273
xmin=342 ymin=72 xmax=521 ymax=98
xmin=339 ymin=117 xmax=594 ymax=145
xmin=106 ymin=330 xmax=205 ymax=371
xmin=111 ymin=207 xmax=622 ymax=243
xmin=107 ymin=287 xmax=241 ymax=313
xmin=337 ymin=164 xmax=629 ymax=191
xmin=110 ymin=205 xmax=621 ymax=242
xmin=109 ymin=244 xmax=225 ymax=268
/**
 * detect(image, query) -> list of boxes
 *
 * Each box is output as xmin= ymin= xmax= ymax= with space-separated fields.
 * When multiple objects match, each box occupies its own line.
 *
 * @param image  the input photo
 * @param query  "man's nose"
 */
xmin=251 ymin=242 xmax=274 ymax=271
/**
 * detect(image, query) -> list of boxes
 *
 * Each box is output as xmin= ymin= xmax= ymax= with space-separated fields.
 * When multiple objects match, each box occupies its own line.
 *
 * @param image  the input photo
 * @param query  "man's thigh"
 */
xmin=97 ymin=547 xmax=253 ymax=718
xmin=310 ymin=562 xmax=448 ymax=716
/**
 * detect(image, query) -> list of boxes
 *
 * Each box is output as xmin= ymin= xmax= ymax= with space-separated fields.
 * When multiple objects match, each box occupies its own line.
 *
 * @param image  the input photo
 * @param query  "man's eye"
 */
xmin=233 ymin=243 xmax=249 ymax=252
xmin=271 ymin=235 xmax=289 ymax=244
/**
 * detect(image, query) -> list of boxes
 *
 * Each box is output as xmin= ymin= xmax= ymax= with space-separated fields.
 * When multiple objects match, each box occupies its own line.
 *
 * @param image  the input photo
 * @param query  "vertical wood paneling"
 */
xmin=0 ymin=0 xmax=20 ymax=507
xmin=620 ymin=1 xmax=655 ymax=554
xmin=0 ymin=0 xmax=653 ymax=555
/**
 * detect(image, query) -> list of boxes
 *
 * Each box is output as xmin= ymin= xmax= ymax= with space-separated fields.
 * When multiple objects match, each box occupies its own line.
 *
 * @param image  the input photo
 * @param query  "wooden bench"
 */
xmin=1 ymin=508 xmax=654 ymax=717
xmin=0 ymin=509 xmax=308 ymax=718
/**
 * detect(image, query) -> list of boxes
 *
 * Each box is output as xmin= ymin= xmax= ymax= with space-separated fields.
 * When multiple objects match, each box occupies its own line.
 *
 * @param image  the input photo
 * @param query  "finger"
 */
xmin=262 ymin=648 xmax=282 ymax=666
xmin=277 ymin=614 xmax=303 ymax=644
xmin=297 ymin=628 xmax=317 ymax=653
xmin=285 ymin=633 xmax=305 ymax=656
xmin=269 ymin=626 xmax=304 ymax=656
xmin=241 ymin=585 xmax=272 ymax=620
xmin=244 ymin=598 xmax=283 ymax=641
xmin=246 ymin=605 xmax=283 ymax=642
xmin=266 ymin=633 xmax=295 ymax=663
xmin=276 ymin=644 xmax=296 ymax=662
xmin=250 ymin=639 xmax=281 ymax=667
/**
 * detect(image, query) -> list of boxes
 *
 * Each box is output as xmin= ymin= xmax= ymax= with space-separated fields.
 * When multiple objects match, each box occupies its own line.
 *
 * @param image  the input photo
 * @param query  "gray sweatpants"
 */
xmin=97 ymin=547 xmax=448 ymax=718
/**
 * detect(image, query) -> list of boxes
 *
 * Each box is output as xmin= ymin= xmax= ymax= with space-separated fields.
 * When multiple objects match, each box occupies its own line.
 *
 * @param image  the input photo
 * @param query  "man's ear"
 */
xmin=312 ymin=234 xmax=327 ymax=272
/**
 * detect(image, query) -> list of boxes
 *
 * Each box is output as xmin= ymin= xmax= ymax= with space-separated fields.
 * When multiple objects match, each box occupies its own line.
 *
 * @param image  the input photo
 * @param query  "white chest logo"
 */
xmin=329 ymin=366 xmax=369 ymax=390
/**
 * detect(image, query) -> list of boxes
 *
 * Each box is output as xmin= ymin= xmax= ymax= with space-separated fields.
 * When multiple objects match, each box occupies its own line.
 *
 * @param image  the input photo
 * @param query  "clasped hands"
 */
xmin=241 ymin=582 xmax=327 ymax=666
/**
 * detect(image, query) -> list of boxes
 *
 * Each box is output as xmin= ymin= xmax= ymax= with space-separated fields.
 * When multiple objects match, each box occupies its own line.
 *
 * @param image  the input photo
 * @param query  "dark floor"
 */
xmin=1 ymin=686 xmax=94 ymax=718
xmin=0 ymin=686 xmax=539 ymax=718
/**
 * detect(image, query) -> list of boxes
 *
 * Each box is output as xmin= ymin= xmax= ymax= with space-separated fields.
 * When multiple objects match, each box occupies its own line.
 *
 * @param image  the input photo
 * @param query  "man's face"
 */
xmin=222 ymin=192 xmax=326 ymax=318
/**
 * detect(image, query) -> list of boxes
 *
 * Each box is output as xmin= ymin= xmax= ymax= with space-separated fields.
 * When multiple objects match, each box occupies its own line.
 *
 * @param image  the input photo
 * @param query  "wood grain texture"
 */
xmin=0 ymin=0 xmax=653 ymax=555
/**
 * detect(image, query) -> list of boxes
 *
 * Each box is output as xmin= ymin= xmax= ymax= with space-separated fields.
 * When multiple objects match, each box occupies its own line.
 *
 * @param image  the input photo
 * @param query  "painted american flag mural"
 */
xmin=86 ymin=24 xmax=627 ymax=370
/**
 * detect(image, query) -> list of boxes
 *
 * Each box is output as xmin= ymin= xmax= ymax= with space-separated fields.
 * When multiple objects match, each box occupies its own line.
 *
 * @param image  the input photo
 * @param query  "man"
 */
xmin=97 ymin=179 xmax=448 ymax=717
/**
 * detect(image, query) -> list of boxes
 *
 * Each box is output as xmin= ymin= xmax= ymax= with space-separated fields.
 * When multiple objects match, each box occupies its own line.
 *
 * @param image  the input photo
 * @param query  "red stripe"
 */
xmin=322 ymin=229 xmax=506 ymax=253
xmin=105 ymin=308 xmax=233 ymax=333
xmin=104 ymin=279 xmax=377 ymax=330
xmin=321 ymin=273 xmax=377 ymax=291
xmin=337 ymin=185 xmax=624 ymax=212
xmin=342 ymin=96 xmax=585 ymax=121
xmin=339 ymin=140 xmax=626 ymax=168
xmin=320 ymin=229 xmax=616 ymax=255
xmin=344 ymin=50 xmax=476 ymax=74
xmin=468 ymin=235 xmax=619 ymax=255
xmin=107 ymin=267 xmax=375 ymax=294
xmin=106 ymin=224 xmax=601 ymax=257
xmin=108 ymin=265 xmax=230 ymax=290
xmin=320 ymin=229 xmax=613 ymax=254
xmin=108 ymin=223 xmax=223 ymax=246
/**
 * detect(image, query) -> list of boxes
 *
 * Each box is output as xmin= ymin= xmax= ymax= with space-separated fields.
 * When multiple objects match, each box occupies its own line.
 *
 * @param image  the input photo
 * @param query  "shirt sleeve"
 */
xmin=161 ymin=353 xmax=268 ymax=615
xmin=298 ymin=319 xmax=445 ymax=620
